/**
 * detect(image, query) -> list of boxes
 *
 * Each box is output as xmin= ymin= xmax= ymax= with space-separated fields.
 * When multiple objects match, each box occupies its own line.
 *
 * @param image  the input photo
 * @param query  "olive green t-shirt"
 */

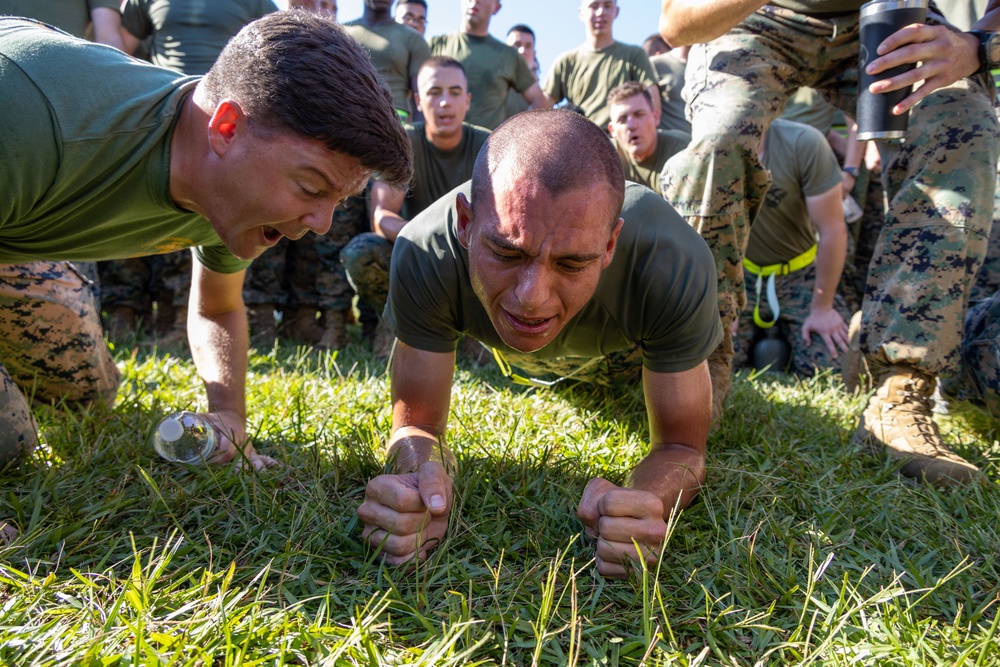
xmin=650 ymin=52 xmax=690 ymax=135
xmin=384 ymin=181 xmax=723 ymax=374
xmin=402 ymin=122 xmax=490 ymax=220
xmin=344 ymin=19 xmax=430 ymax=115
xmin=504 ymin=87 xmax=530 ymax=118
xmin=542 ymin=41 xmax=657 ymax=129
xmin=781 ymin=86 xmax=838 ymax=136
xmin=430 ymin=32 xmax=537 ymax=130
xmin=771 ymin=1 xmax=864 ymax=13
xmin=614 ymin=129 xmax=690 ymax=196
xmin=745 ymin=119 xmax=842 ymax=267
xmin=121 ymin=0 xmax=277 ymax=75
xmin=0 ymin=0 xmax=119 ymax=39
xmin=0 ymin=19 xmax=248 ymax=273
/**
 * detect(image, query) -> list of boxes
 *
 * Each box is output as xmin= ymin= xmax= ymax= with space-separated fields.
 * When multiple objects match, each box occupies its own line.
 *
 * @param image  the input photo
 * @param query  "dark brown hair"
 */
xmin=200 ymin=10 xmax=412 ymax=186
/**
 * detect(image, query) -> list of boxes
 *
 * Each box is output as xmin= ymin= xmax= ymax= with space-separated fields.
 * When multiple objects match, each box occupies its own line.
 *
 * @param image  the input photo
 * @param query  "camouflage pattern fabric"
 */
xmin=340 ymin=232 xmax=392 ymax=315
xmin=940 ymin=291 xmax=1000 ymax=418
xmin=243 ymin=192 xmax=369 ymax=312
xmin=0 ymin=261 xmax=120 ymax=463
xmin=661 ymin=5 xmax=999 ymax=388
xmin=499 ymin=344 xmax=643 ymax=390
xmin=969 ymin=164 xmax=1000 ymax=304
xmin=98 ymin=256 xmax=156 ymax=313
xmin=733 ymin=264 xmax=853 ymax=376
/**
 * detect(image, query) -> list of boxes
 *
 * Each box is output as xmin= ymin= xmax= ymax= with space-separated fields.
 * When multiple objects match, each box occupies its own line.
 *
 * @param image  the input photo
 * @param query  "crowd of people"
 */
xmin=1 ymin=0 xmax=999 ymax=575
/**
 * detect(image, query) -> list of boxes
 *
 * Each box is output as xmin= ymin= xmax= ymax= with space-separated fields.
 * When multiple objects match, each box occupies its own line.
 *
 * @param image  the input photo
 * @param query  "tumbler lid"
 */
xmin=860 ymin=0 xmax=928 ymax=19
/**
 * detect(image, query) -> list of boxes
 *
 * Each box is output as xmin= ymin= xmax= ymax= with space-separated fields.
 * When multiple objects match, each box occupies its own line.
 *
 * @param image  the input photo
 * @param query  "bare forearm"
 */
xmin=374 ymin=209 xmax=407 ymax=242
xmin=972 ymin=0 xmax=1000 ymax=31
xmin=812 ymin=227 xmax=847 ymax=313
xmin=659 ymin=0 xmax=769 ymax=46
xmin=189 ymin=309 xmax=248 ymax=418
xmin=386 ymin=426 xmax=455 ymax=474
xmin=626 ymin=444 xmax=705 ymax=517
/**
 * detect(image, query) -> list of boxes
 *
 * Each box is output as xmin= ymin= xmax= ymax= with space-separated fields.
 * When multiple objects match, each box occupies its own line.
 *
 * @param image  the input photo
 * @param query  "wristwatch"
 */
xmin=969 ymin=30 xmax=1000 ymax=74
xmin=842 ymin=166 xmax=859 ymax=178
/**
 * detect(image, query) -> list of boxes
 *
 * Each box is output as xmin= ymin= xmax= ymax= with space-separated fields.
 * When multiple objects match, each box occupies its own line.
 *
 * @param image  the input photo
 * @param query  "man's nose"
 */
xmin=514 ymin=263 xmax=551 ymax=310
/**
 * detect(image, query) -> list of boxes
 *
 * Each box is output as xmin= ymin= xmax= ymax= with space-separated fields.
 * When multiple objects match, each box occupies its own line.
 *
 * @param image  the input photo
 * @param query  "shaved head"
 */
xmin=470 ymin=110 xmax=625 ymax=227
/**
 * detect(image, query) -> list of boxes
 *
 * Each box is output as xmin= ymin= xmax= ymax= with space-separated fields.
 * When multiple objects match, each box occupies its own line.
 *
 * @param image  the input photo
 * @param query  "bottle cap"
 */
xmin=157 ymin=417 xmax=185 ymax=442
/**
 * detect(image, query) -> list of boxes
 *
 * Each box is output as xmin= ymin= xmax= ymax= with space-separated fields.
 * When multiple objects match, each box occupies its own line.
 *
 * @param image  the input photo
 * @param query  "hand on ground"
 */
xmin=357 ymin=461 xmax=452 ymax=565
xmin=802 ymin=308 xmax=849 ymax=358
xmin=577 ymin=477 xmax=667 ymax=579
xmin=204 ymin=410 xmax=278 ymax=470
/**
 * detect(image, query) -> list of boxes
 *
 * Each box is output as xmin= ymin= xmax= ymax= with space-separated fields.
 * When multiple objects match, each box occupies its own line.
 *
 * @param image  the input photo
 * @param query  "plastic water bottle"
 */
xmin=152 ymin=411 xmax=218 ymax=463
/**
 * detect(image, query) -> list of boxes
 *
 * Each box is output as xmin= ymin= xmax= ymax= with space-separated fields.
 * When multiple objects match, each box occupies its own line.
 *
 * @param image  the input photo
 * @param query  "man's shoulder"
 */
xmin=462 ymin=122 xmax=491 ymax=143
xmin=769 ymin=118 xmax=829 ymax=152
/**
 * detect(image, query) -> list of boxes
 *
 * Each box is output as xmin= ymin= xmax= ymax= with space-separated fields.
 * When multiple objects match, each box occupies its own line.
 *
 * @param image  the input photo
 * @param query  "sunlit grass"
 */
xmin=2 ymin=334 xmax=998 ymax=665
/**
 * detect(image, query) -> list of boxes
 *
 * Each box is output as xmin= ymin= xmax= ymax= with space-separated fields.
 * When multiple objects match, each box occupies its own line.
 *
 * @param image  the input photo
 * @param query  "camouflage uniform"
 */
xmin=0 ymin=261 xmax=120 ymax=464
xmin=497 ymin=344 xmax=643 ymax=390
xmin=243 ymin=192 xmax=368 ymax=314
xmin=733 ymin=264 xmax=853 ymax=376
xmin=340 ymin=232 xmax=392 ymax=315
xmin=940 ymin=290 xmax=1000 ymax=418
xmin=98 ymin=256 xmax=156 ymax=316
xmin=661 ymin=5 xmax=999 ymax=392
xmin=969 ymin=163 xmax=1000 ymax=303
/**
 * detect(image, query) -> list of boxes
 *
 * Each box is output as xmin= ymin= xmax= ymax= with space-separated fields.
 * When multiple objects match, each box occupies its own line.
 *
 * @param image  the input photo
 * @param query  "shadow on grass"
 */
xmin=2 ymin=351 xmax=1000 ymax=665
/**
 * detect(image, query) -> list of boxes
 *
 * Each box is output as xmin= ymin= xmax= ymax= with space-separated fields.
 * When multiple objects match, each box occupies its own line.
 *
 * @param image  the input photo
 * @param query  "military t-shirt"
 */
xmin=614 ymin=129 xmax=690 ymax=196
xmin=344 ymin=19 xmax=430 ymax=115
xmin=542 ymin=41 xmax=657 ymax=129
xmin=504 ymin=87 xmax=530 ymax=118
xmin=430 ymin=32 xmax=537 ymax=130
xmin=403 ymin=122 xmax=490 ymax=219
xmin=0 ymin=19 xmax=248 ymax=273
xmin=384 ymin=181 xmax=723 ymax=374
xmin=771 ymin=1 xmax=864 ymax=13
xmin=0 ymin=0 xmax=119 ymax=39
xmin=745 ymin=119 xmax=842 ymax=267
xmin=650 ymin=52 xmax=690 ymax=134
xmin=121 ymin=0 xmax=277 ymax=75
xmin=781 ymin=86 xmax=837 ymax=136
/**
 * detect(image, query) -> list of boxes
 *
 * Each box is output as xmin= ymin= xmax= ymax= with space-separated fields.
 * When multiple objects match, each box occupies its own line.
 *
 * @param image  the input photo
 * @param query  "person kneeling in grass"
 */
xmin=357 ymin=109 xmax=722 ymax=578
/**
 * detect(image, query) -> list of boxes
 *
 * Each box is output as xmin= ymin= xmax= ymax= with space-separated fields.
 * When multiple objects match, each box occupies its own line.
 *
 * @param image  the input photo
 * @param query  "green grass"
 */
xmin=2 ymin=332 xmax=999 ymax=666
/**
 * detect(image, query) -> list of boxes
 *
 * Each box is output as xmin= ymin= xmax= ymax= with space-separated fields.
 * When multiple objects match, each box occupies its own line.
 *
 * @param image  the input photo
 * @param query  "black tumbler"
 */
xmin=857 ymin=0 xmax=928 ymax=140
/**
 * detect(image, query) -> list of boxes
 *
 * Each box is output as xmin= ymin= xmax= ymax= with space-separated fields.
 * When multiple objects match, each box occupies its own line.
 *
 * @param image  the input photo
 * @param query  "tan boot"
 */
xmin=248 ymin=305 xmax=278 ymax=347
xmin=372 ymin=319 xmax=396 ymax=362
xmin=842 ymin=310 xmax=873 ymax=394
xmin=157 ymin=305 xmax=188 ymax=348
xmin=106 ymin=305 xmax=137 ymax=340
xmin=316 ymin=309 xmax=348 ymax=351
xmin=854 ymin=365 xmax=979 ymax=486
xmin=283 ymin=307 xmax=324 ymax=345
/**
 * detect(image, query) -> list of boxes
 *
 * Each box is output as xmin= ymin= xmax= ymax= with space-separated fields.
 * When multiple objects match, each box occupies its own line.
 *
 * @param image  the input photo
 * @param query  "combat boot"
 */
xmin=157 ymin=305 xmax=188 ymax=348
xmin=106 ymin=305 xmax=137 ymax=340
xmin=283 ymin=307 xmax=325 ymax=345
xmin=248 ymin=305 xmax=278 ymax=347
xmin=841 ymin=310 xmax=873 ymax=393
xmin=854 ymin=365 xmax=979 ymax=486
xmin=316 ymin=308 xmax=348 ymax=351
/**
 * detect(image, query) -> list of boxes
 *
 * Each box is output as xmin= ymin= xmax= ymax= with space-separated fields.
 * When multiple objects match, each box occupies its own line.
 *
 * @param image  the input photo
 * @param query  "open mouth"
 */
xmin=262 ymin=226 xmax=283 ymax=244
xmin=505 ymin=310 xmax=554 ymax=333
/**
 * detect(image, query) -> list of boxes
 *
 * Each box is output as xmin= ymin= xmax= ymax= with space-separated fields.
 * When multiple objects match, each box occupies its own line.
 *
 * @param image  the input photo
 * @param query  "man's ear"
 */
xmin=456 ymin=193 xmax=473 ymax=248
xmin=207 ymin=100 xmax=246 ymax=157
xmin=602 ymin=217 xmax=624 ymax=269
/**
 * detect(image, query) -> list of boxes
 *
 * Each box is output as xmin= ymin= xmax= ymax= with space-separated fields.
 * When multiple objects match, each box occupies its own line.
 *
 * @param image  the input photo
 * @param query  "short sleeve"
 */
xmin=193 ymin=243 xmax=252 ymax=274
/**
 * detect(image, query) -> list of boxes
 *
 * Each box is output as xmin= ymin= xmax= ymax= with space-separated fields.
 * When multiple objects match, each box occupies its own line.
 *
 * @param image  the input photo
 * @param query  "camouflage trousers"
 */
xmin=99 ymin=250 xmax=190 ymax=311
xmin=662 ymin=4 xmax=999 ymax=380
xmin=969 ymin=163 xmax=1000 ymax=303
xmin=0 ymin=261 xmax=120 ymax=466
xmin=734 ymin=264 xmax=853 ymax=376
xmin=841 ymin=163 xmax=885 ymax=312
xmin=244 ymin=193 xmax=368 ymax=311
xmin=940 ymin=291 xmax=1000 ymax=418
xmin=340 ymin=233 xmax=392 ymax=316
